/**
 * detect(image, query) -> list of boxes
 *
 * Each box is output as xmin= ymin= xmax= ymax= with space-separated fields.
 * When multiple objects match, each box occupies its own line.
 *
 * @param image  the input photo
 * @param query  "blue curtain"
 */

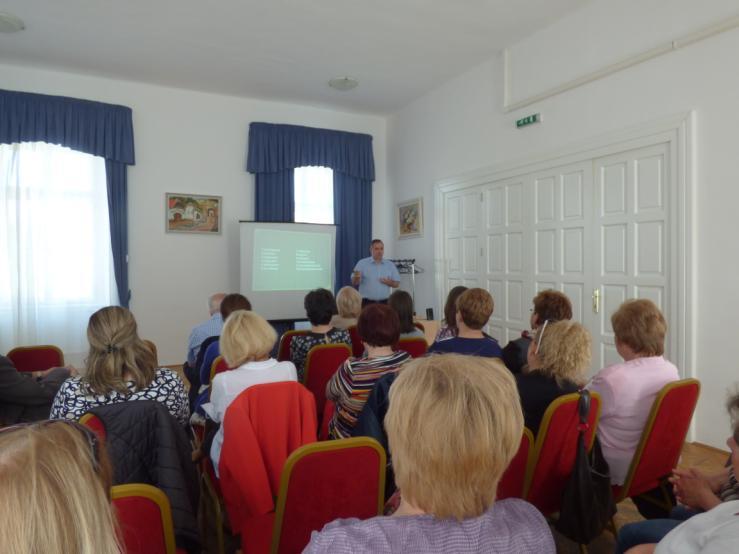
xmin=247 ymin=122 xmax=374 ymax=292
xmin=333 ymin=173 xmax=372 ymax=290
xmin=0 ymin=89 xmax=135 ymax=307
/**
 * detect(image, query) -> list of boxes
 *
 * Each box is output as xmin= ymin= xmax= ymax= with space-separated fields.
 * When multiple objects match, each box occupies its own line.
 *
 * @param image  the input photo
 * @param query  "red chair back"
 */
xmin=262 ymin=438 xmax=385 ymax=554
xmin=497 ymin=428 xmax=534 ymax=500
xmin=79 ymin=413 xmax=107 ymax=442
xmin=7 ymin=345 xmax=64 ymax=372
xmin=112 ymin=484 xmax=177 ymax=554
xmin=277 ymin=331 xmax=309 ymax=362
xmin=524 ymin=392 xmax=601 ymax=516
xmin=396 ymin=337 xmax=428 ymax=358
xmin=615 ymin=378 xmax=701 ymax=501
xmin=303 ymin=344 xmax=351 ymax=424
xmin=347 ymin=326 xmax=363 ymax=358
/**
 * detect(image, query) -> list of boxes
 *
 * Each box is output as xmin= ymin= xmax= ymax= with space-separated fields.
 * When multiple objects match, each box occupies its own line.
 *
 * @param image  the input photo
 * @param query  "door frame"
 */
xmin=434 ymin=112 xmax=694 ymax=378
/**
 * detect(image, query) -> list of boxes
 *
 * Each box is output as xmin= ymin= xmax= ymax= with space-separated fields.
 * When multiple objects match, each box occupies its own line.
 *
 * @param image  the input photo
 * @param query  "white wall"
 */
xmin=388 ymin=0 xmax=739 ymax=447
xmin=1 ymin=63 xmax=389 ymax=365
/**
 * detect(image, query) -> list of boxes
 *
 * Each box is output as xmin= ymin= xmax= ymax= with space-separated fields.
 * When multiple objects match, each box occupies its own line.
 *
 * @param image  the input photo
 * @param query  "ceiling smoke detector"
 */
xmin=0 ymin=12 xmax=25 ymax=33
xmin=328 ymin=77 xmax=359 ymax=91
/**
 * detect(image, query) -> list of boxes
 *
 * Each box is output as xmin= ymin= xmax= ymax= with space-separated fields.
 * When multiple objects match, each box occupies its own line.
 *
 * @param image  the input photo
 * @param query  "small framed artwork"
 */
xmin=397 ymin=197 xmax=423 ymax=239
xmin=166 ymin=193 xmax=222 ymax=234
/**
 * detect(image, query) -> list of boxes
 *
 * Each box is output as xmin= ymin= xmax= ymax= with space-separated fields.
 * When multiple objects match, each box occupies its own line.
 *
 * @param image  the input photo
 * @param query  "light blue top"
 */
xmin=352 ymin=257 xmax=400 ymax=301
xmin=186 ymin=313 xmax=223 ymax=366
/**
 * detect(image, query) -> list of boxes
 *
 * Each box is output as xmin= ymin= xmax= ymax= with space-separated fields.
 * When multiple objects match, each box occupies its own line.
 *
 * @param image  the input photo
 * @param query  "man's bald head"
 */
xmin=208 ymin=293 xmax=226 ymax=315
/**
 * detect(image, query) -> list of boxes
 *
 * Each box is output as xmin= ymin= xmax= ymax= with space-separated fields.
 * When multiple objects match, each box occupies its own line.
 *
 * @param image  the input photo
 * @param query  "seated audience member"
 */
xmin=185 ymin=292 xmax=225 ymax=368
xmin=0 ymin=420 xmax=121 ymax=554
xmin=305 ymin=353 xmax=555 ymax=553
xmin=516 ymin=320 xmax=590 ymax=435
xmin=202 ymin=310 xmax=297 ymax=474
xmin=618 ymin=391 xmax=739 ymax=554
xmin=0 ymin=354 xmax=74 ymax=425
xmin=290 ymin=288 xmax=351 ymax=380
xmin=503 ymin=289 xmax=573 ymax=374
xmin=434 ymin=285 xmax=468 ymax=341
xmin=326 ymin=304 xmax=410 ymax=439
xmin=330 ymin=286 xmax=362 ymax=330
xmin=586 ymin=299 xmax=679 ymax=487
xmin=191 ymin=293 xmax=252 ymax=414
xmin=428 ymin=288 xmax=502 ymax=358
xmin=388 ymin=290 xmax=425 ymax=339
xmin=50 ymin=306 xmax=189 ymax=425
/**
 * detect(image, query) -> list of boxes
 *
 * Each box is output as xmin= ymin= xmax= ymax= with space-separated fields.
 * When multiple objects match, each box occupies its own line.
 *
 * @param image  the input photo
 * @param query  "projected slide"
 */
xmin=252 ymin=228 xmax=333 ymax=291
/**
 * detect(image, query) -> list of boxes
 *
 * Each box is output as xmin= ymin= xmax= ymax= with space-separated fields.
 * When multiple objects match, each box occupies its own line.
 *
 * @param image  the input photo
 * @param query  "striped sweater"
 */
xmin=326 ymin=351 xmax=411 ymax=439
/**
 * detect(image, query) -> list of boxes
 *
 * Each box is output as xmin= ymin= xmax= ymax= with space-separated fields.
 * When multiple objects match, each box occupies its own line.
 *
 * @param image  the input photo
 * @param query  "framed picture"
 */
xmin=397 ymin=197 xmax=423 ymax=239
xmin=166 ymin=193 xmax=222 ymax=234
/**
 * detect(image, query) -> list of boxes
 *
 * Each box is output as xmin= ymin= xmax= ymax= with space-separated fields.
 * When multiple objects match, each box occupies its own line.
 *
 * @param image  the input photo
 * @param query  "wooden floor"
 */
xmin=554 ymin=441 xmax=729 ymax=553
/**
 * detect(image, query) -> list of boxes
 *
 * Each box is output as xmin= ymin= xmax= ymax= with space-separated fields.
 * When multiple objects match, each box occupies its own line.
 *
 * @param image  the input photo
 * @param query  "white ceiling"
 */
xmin=0 ymin=0 xmax=590 ymax=115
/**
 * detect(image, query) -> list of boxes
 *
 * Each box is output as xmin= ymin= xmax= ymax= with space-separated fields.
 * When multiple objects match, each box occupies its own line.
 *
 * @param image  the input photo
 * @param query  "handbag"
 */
xmin=555 ymin=389 xmax=617 ymax=544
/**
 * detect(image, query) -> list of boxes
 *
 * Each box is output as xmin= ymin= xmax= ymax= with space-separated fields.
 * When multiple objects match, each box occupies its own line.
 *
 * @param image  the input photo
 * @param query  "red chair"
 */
xmin=112 ymin=483 xmax=182 ymax=554
xmin=524 ymin=391 xmax=601 ymax=516
xmin=241 ymin=437 xmax=386 ymax=554
xmin=613 ymin=379 xmax=701 ymax=507
xmin=80 ymin=412 xmax=107 ymax=442
xmin=347 ymin=326 xmax=363 ymax=358
xmin=319 ymin=399 xmax=335 ymax=441
xmin=7 ymin=345 xmax=64 ymax=372
xmin=277 ymin=330 xmax=309 ymax=362
xmin=497 ymin=428 xmax=534 ymax=500
xmin=396 ymin=337 xmax=428 ymax=358
xmin=303 ymin=344 xmax=351 ymax=424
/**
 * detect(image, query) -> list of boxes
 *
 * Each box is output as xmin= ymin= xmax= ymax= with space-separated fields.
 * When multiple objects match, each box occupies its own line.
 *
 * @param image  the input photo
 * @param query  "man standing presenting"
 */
xmin=351 ymin=239 xmax=400 ymax=306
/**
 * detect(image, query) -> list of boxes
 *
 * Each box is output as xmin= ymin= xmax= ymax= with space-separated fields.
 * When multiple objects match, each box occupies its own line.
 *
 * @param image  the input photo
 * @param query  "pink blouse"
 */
xmin=586 ymin=356 xmax=679 ymax=485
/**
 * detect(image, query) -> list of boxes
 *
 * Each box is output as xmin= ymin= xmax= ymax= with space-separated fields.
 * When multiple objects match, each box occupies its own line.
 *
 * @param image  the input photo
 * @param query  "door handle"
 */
xmin=592 ymin=288 xmax=600 ymax=314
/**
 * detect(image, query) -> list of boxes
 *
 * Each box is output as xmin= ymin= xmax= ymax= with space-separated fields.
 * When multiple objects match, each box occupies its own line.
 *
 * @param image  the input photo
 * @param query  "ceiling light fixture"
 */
xmin=328 ymin=77 xmax=359 ymax=91
xmin=0 ymin=12 xmax=25 ymax=33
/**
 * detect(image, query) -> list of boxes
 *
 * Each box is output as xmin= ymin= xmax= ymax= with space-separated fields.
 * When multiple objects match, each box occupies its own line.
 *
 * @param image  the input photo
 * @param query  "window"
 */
xmin=0 ymin=142 xmax=117 ymax=361
xmin=294 ymin=166 xmax=333 ymax=224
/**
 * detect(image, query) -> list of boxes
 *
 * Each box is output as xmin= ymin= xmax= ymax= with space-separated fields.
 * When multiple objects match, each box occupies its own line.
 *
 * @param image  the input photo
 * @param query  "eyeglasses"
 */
xmin=536 ymin=319 xmax=550 ymax=352
xmin=0 ymin=419 xmax=101 ymax=472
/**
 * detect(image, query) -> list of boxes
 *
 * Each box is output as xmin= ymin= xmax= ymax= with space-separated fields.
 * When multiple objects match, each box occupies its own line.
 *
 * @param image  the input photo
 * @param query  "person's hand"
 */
xmin=352 ymin=271 xmax=362 ymax=286
xmin=66 ymin=365 xmax=79 ymax=377
xmin=670 ymin=467 xmax=721 ymax=510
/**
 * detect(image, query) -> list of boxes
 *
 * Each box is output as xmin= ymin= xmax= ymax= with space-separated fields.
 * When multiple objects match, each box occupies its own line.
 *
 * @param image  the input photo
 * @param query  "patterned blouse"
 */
xmin=50 ymin=367 xmax=189 ymax=425
xmin=290 ymin=328 xmax=352 ymax=381
xmin=327 ymin=350 xmax=411 ymax=439
xmin=434 ymin=323 xmax=456 ymax=341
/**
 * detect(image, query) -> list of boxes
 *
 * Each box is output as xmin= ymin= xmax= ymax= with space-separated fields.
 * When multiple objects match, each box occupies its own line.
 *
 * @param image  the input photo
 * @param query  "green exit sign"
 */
xmin=516 ymin=113 xmax=541 ymax=128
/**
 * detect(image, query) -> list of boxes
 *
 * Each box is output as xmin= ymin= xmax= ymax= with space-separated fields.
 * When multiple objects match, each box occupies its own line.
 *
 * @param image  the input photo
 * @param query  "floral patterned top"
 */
xmin=290 ymin=328 xmax=352 ymax=381
xmin=50 ymin=367 xmax=189 ymax=425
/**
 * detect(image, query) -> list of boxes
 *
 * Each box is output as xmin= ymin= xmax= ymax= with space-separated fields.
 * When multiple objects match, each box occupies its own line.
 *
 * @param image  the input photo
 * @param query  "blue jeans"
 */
xmin=615 ymin=506 xmax=699 ymax=553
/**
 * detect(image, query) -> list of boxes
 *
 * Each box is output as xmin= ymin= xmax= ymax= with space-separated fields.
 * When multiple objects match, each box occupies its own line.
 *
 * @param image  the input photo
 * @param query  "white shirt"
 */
xmin=202 ymin=358 xmax=297 ymax=475
xmin=656 ymin=500 xmax=739 ymax=554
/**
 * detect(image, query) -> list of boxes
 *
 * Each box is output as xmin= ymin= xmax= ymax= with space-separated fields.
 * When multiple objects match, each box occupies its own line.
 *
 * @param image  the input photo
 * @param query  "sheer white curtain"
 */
xmin=0 ymin=142 xmax=117 ymax=364
xmin=294 ymin=166 xmax=334 ymax=224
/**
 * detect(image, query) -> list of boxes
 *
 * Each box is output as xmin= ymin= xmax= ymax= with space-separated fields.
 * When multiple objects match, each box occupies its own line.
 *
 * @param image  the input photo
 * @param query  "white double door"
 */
xmin=444 ymin=141 xmax=671 ymax=375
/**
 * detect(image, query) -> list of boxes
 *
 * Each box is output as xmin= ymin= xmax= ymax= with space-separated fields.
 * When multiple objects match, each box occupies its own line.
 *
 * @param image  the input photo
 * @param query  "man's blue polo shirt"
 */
xmin=352 ymin=257 xmax=400 ymax=301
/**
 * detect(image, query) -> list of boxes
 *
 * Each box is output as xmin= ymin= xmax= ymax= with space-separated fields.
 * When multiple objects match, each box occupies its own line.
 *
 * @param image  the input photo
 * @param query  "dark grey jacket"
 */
xmin=0 ymin=354 xmax=68 ymax=425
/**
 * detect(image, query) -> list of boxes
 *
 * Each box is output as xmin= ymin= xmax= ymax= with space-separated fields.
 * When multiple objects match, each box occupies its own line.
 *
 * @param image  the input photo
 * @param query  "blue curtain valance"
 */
xmin=0 ymin=89 xmax=135 ymax=165
xmin=246 ymin=122 xmax=374 ymax=181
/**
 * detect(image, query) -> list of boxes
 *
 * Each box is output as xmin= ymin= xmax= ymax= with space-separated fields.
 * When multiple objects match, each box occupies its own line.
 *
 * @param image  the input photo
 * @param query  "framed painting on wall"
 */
xmin=166 ymin=193 xmax=222 ymax=234
xmin=397 ymin=197 xmax=423 ymax=239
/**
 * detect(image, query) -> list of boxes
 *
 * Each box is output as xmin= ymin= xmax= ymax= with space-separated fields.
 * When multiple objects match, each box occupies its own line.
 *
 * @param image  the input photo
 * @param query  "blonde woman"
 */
xmin=50 ymin=306 xmax=189 ymax=425
xmin=330 ymin=286 xmax=362 ymax=330
xmin=307 ymin=354 xmax=554 ymax=553
xmin=202 ymin=310 xmax=297 ymax=474
xmin=0 ymin=420 xmax=121 ymax=554
xmin=517 ymin=320 xmax=591 ymax=435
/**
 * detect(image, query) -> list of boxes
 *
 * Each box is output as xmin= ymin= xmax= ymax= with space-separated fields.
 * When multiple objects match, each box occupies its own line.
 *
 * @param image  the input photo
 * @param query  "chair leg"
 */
xmin=201 ymin=473 xmax=225 ymax=554
xmin=579 ymin=543 xmax=588 ymax=554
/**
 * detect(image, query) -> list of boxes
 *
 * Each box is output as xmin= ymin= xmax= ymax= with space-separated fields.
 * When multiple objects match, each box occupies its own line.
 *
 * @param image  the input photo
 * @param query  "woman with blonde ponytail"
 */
xmin=0 ymin=421 xmax=122 ymax=554
xmin=50 ymin=306 xmax=189 ymax=424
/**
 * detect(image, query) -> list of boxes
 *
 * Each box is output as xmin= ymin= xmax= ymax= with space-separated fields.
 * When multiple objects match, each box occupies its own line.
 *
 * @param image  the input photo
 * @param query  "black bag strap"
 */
xmin=577 ymin=389 xmax=591 ymax=432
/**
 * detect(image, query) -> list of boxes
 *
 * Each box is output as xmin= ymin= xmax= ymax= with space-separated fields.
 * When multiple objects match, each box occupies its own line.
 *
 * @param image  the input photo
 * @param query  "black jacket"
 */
xmin=0 ymin=355 xmax=68 ymax=425
xmin=89 ymin=400 xmax=200 ymax=552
